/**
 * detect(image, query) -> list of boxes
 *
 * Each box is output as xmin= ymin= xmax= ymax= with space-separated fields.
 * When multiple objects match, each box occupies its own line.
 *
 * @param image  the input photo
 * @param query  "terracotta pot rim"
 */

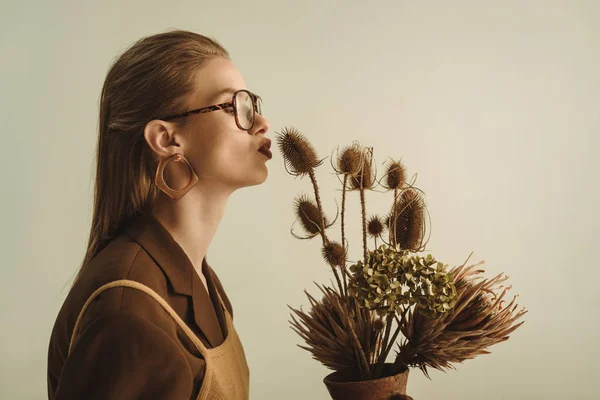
xmin=323 ymin=363 xmax=409 ymax=386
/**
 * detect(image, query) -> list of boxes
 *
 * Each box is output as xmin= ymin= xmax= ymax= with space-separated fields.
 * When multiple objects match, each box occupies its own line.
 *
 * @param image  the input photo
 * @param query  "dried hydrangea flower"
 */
xmin=348 ymin=244 xmax=457 ymax=318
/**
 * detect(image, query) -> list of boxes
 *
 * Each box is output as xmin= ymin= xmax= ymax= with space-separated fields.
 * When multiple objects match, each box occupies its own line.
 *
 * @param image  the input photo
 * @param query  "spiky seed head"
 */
xmin=386 ymin=188 xmax=425 ymax=251
xmin=367 ymin=215 xmax=385 ymax=238
xmin=337 ymin=143 xmax=363 ymax=175
xmin=322 ymin=240 xmax=347 ymax=268
xmin=384 ymin=160 xmax=407 ymax=190
xmin=294 ymin=194 xmax=324 ymax=235
xmin=275 ymin=126 xmax=320 ymax=177
xmin=349 ymin=147 xmax=375 ymax=190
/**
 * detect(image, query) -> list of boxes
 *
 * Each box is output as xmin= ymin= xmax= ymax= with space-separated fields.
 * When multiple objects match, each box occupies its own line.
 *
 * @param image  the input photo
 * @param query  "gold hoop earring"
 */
xmin=155 ymin=153 xmax=198 ymax=200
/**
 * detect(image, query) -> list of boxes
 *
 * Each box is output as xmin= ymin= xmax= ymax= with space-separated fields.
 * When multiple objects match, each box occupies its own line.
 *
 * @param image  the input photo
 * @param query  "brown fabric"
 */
xmin=47 ymin=213 xmax=249 ymax=399
xmin=67 ymin=279 xmax=250 ymax=399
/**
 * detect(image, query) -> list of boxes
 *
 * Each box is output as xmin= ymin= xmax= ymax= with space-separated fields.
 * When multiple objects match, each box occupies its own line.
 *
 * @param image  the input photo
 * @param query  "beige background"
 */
xmin=1 ymin=0 xmax=598 ymax=399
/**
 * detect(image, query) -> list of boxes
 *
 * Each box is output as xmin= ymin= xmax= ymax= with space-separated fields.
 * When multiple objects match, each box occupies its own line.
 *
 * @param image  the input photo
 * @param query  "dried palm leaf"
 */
xmin=394 ymin=257 xmax=527 ymax=379
xmin=288 ymin=283 xmax=378 ymax=375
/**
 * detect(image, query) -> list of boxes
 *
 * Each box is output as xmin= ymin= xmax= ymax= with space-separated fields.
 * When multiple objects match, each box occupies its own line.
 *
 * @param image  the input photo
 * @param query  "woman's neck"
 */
xmin=150 ymin=183 xmax=232 ymax=276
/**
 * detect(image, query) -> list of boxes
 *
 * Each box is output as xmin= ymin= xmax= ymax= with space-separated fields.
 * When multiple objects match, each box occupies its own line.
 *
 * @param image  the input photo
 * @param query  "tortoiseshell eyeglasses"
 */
xmin=157 ymin=89 xmax=263 ymax=131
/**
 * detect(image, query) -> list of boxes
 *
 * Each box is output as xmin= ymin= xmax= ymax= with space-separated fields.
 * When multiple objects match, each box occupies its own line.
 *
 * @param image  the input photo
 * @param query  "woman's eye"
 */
xmin=224 ymin=108 xmax=235 ymax=115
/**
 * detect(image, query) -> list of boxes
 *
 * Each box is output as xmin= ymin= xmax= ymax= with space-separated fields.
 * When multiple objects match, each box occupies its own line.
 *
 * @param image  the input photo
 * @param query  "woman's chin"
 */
xmin=238 ymin=166 xmax=268 ymax=189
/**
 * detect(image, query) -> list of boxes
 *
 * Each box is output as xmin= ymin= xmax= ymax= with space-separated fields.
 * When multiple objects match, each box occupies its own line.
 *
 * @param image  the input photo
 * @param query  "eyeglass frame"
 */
xmin=156 ymin=89 xmax=263 ymax=131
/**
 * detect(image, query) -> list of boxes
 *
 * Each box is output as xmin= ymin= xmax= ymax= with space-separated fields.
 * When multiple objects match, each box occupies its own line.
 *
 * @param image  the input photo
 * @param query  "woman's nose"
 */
xmin=252 ymin=113 xmax=270 ymax=135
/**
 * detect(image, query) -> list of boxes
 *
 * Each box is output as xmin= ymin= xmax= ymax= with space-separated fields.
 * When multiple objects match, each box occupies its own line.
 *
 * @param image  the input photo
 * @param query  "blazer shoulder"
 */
xmin=69 ymin=236 xmax=174 ymax=335
xmin=52 ymin=310 xmax=194 ymax=400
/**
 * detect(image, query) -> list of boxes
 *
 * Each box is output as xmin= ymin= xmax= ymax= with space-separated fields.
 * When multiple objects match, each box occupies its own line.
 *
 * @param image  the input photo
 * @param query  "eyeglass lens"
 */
xmin=235 ymin=91 xmax=262 ymax=130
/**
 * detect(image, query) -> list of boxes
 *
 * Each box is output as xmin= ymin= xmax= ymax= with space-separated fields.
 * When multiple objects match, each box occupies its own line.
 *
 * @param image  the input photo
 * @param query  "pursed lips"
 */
xmin=258 ymin=139 xmax=272 ymax=159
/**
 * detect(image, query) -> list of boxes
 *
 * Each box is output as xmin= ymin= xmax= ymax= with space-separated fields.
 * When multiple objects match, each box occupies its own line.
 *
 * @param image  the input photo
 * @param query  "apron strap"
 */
xmin=68 ymin=279 xmax=210 ymax=356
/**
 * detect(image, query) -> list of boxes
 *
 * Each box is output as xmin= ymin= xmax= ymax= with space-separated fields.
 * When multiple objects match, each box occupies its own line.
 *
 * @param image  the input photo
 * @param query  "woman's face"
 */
xmin=174 ymin=57 xmax=271 ymax=191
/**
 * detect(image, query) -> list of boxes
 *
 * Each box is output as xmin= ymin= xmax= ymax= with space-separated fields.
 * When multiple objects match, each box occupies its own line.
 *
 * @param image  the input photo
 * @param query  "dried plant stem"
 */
xmin=308 ymin=169 xmax=344 ymax=295
xmin=353 ymin=341 xmax=366 ymax=379
xmin=341 ymin=174 xmax=348 ymax=251
xmin=341 ymin=174 xmax=349 ymax=295
xmin=360 ymin=187 xmax=368 ymax=264
xmin=390 ymin=188 xmax=399 ymax=247
xmin=374 ymin=314 xmax=393 ymax=377
xmin=347 ymin=316 xmax=372 ymax=380
xmin=368 ymin=325 xmax=376 ymax=365
xmin=379 ymin=307 xmax=410 ymax=372
xmin=371 ymin=327 xmax=382 ymax=366
xmin=338 ymin=266 xmax=350 ymax=298
xmin=330 ymin=266 xmax=344 ymax=298
xmin=308 ymin=170 xmax=328 ymax=245
xmin=363 ymin=307 xmax=372 ymax=363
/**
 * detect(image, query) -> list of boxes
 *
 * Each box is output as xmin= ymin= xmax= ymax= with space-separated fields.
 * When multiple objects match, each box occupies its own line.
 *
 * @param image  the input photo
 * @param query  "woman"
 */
xmin=47 ymin=29 xmax=271 ymax=399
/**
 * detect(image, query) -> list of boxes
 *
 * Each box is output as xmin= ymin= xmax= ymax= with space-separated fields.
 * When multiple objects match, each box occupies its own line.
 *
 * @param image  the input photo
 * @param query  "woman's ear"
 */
xmin=143 ymin=119 xmax=182 ymax=159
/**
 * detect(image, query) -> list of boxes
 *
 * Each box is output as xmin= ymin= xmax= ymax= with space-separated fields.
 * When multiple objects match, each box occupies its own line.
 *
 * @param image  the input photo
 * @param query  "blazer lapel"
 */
xmin=124 ymin=213 xmax=225 ymax=347
xmin=202 ymin=259 xmax=228 ymax=338
xmin=192 ymin=262 xmax=225 ymax=347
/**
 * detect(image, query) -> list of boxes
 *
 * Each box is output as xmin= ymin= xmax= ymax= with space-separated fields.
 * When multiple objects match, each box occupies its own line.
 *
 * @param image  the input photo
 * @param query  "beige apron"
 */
xmin=68 ymin=279 xmax=250 ymax=400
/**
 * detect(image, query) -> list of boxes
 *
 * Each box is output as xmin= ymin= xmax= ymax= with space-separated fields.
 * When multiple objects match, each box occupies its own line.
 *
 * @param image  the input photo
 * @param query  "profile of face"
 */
xmin=145 ymin=57 xmax=271 ymax=195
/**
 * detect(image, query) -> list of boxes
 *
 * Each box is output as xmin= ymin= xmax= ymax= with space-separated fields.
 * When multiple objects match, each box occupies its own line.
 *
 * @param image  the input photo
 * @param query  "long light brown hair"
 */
xmin=68 ymin=29 xmax=229 ymax=290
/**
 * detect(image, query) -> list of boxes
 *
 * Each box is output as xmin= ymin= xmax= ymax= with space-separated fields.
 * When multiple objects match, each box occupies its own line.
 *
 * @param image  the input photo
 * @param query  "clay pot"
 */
xmin=323 ymin=363 xmax=413 ymax=400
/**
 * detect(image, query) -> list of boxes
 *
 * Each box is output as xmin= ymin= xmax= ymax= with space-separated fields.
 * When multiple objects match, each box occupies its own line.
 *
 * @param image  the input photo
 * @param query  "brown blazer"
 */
xmin=47 ymin=213 xmax=235 ymax=399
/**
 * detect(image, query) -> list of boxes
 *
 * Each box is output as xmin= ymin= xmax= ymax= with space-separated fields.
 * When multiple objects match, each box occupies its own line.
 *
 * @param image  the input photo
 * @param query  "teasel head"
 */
xmin=382 ymin=159 xmax=407 ymax=190
xmin=333 ymin=141 xmax=363 ymax=176
xmin=322 ymin=240 xmax=348 ymax=268
xmin=349 ymin=146 xmax=376 ymax=190
xmin=367 ymin=215 xmax=385 ymax=239
xmin=292 ymin=194 xmax=335 ymax=239
xmin=385 ymin=188 xmax=426 ymax=251
xmin=275 ymin=126 xmax=324 ymax=177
